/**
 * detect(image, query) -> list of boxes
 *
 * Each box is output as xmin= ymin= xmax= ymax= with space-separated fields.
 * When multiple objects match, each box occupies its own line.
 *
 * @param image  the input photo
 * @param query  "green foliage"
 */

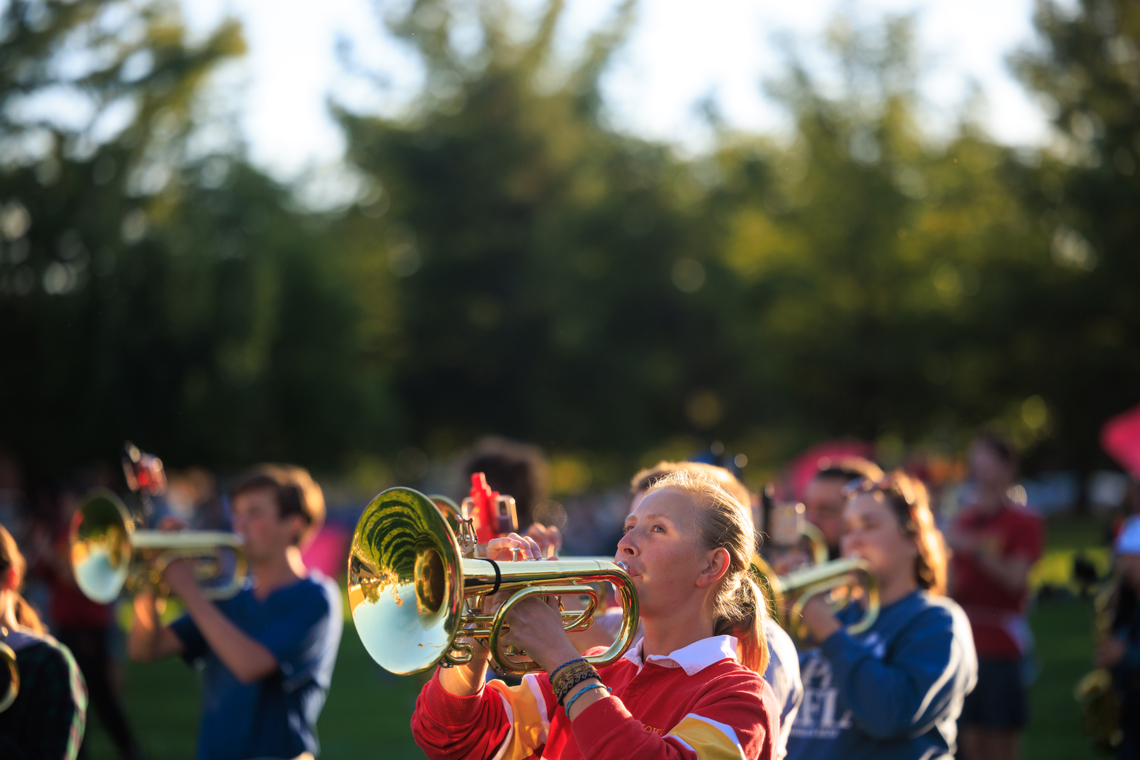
xmin=0 ymin=1 xmax=398 ymax=475
xmin=1 ymin=0 xmax=1136 ymax=486
xmin=1007 ymin=0 xmax=1140 ymax=471
xmin=335 ymin=0 xmax=740 ymax=461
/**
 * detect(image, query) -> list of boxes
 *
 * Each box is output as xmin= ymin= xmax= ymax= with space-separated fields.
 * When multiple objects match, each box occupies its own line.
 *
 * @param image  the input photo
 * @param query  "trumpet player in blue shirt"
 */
xmin=785 ymin=472 xmax=977 ymax=760
xmin=128 ymin=466 xmax=342 ymax=760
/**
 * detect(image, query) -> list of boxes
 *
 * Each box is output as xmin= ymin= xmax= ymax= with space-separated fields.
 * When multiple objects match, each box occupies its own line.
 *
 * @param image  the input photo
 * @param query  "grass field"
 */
xmin=86 ymin=514 xmax=1113 ymax=760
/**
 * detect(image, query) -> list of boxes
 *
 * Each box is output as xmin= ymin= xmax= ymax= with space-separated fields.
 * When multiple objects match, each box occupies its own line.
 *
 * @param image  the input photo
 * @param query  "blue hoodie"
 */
xmin=785 ymin=590 xmax=977 ymax=760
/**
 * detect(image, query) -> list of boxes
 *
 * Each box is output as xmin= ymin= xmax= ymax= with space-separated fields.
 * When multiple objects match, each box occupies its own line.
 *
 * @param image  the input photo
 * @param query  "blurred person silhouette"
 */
xmin=945 ymin=432 xmax=1044 ymax=760
xmin=784 ymin=472 xmax=977 ymax=760
xmin=1099 ymin=517 xmax=1140 ymax=760
xmin=463 ymin=437 xmax=561 ymax=555
xmin=802 ymin=458 xmax=884 ymax=561
xmin=34 ymin=486 xmax=144 ymax=760
xmin=1111 ymin=479 xmax=1140 ymax=544
xmin=128 ymin=465 xmax=342 ymax=760
xmin=0 ymin=524 xmax=87 ymax=760
xmin=580 ymin=460 xmax=803 ymax=760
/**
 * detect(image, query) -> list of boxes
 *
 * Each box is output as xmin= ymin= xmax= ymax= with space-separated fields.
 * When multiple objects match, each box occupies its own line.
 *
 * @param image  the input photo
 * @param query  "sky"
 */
xmin=180 ymin=0 xmax=1058 ymax=180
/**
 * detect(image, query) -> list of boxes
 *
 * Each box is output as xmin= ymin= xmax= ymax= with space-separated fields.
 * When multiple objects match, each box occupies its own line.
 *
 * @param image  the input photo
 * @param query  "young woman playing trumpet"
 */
xmin=784 ymin=472 xmax=977 ymax=760
xmin=411 ymin=469 xmax=779 ymax=760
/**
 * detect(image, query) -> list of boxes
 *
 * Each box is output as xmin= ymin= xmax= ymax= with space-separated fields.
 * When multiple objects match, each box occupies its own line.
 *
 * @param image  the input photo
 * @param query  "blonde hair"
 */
xmin=644 ymin=469 xmax=769 ymax=674
xmin=0 ymin=525 xmax=46 ymax=634
xmin=631 ymin=461 xmax=752 ymax=510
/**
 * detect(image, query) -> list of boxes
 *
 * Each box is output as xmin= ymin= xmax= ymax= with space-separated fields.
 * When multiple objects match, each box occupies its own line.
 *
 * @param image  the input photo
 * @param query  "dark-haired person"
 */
xmin=0 ymin=525 xmax=87 ymax=760
xmin=464 ymin=437 xmax=549 ymax=532
xmin=128 ymin=466 xmax=342 ymax=760
xmin=945 ymin=433 xmax=1043 ymax=760
xmin=1100 ymin=517 xmax=1140 ymax=760
xmin=412 ymin=468 xmax=779 ymax=760
xmin=802 ymin=458 xmax=884 ymax=561
xmin=785 ymin=472 xmax=977 ymax=760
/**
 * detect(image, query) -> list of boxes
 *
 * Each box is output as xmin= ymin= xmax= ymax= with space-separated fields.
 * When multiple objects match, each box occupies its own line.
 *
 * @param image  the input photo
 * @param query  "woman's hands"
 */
xmin=485 ymin=534 xmax=581 ymax=673
xmin=439 ymin=533 xmax=576 ymax=696
xmin=800 ymin=595 xmax=842 ymax=643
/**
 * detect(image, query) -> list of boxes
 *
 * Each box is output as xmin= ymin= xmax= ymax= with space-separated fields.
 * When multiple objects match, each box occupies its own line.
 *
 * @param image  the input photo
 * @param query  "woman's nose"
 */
xmin=616 ymin=531 xmax=637 ymax=556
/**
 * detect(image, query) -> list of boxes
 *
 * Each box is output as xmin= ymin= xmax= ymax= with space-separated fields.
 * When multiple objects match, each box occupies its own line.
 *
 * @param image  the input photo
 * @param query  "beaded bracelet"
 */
xmin=564 ymin=682 xmax=610 ymax=717
xmin=554 ymin=664 xmax=600 ymax=705
xmin=551 ymin=660 xmax=594 ymax=691
xmin=553 ymin=662 xmax=597 ymax=704
xmin=550 ymin=657 xmax=587 ymax=681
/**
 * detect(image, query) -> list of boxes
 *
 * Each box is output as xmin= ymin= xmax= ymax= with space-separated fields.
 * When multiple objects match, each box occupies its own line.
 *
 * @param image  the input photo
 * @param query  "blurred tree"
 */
xmin=0 ymin=1 xmax=397 ymax=479
xmin=1008 ymin=0 xmax=1140 ymax=487
xmin=702 ymin=16 xmax=1057 ymax=463
xmin=336 ymin=0 xmax=752 ymax=465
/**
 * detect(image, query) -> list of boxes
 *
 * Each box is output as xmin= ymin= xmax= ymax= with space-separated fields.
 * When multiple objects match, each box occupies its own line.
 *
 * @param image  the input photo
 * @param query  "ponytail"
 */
xmin=0 ymin=525 xmax=47 ymax=635
xmin=646 ymin=468 xmax=771 ymax=675
xmin=714 ymin=573 xmax=769 ymax=675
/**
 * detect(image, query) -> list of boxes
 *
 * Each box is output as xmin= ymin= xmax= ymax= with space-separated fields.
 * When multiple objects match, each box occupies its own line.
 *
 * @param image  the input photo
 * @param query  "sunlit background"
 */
xmin=1 ymin=0 xmax=1138 ymax=757
xmin=179 ymin=0 xmax=1055 ymax=179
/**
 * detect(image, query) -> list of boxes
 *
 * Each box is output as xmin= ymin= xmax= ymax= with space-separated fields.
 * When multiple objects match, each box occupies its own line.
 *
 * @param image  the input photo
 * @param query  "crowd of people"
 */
xmin=0 ymin=430 xmax=1138 ymax=760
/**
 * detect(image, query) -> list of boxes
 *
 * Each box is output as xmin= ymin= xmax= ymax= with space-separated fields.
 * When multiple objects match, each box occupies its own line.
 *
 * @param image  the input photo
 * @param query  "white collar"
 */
xmin=622 ymin=634 xmax=739 ymax=676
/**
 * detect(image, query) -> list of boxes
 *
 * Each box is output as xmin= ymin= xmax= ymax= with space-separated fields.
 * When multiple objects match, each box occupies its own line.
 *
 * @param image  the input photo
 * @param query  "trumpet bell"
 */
xmin=71 ymin=490 xmax=134 ymax=604
xmin=70 ymin=490 xmax=247 ymax=602
xmin=348 ymin=488 xmax=464 ymax=676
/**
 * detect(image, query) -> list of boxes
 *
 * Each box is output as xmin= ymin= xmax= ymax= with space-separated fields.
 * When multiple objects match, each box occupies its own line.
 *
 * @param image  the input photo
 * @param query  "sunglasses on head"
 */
xmin=841 ymin=476 xmax=916 ymax=510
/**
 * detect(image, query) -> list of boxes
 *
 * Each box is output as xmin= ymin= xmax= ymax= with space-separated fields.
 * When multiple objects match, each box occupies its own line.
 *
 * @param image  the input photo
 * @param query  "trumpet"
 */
xmin=70 ymin=490 xmax=247 ymax=603
xmin=753 ymin=556 xmax=879 ymax=645
xmin=0 ymin=640 xmax=17 ymax=713
xmin=348 ymin=487 xmax=640 ymax=676
xmin=800 ymin=522 xmax=830 ymax=566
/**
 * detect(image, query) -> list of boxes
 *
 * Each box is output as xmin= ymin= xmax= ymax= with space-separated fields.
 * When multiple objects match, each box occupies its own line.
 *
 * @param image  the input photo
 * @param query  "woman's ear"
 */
xmin=0 ymin=567 xmax=18 ymax=593
xmin=695 ymin=547 xmax=731 ymax=588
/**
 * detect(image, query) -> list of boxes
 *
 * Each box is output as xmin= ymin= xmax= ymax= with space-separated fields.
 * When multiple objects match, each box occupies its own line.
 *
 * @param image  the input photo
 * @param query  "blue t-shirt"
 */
xmin=171 ymin=571 xmax=343 ymax=760
xmin=785 ymin=590 xmax=977 ymax=760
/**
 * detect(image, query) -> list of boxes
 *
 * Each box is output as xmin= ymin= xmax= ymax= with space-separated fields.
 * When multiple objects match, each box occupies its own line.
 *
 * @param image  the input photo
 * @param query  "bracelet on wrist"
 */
xmin=564 ymin=682 xmax=610 ymax=717
xmin=554 ymin=663 xmax=600 ymax=705
xmin=550 ymin=657 xmax=587 ymax=681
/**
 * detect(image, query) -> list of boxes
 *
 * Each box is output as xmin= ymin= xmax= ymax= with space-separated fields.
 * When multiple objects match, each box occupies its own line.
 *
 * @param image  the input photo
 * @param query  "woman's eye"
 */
xmin=652 ymin=524 xmax=665 ymax=533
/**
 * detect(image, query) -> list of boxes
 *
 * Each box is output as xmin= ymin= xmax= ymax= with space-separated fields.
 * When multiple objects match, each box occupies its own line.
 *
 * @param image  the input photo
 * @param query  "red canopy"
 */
xmin=1102 ymin=403 xmax=1140 ymax=476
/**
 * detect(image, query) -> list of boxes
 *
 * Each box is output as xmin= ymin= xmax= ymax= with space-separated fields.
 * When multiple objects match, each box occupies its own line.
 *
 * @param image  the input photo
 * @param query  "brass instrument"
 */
xmin=800 ymin=522 xmax=830 ymax=566
xmin=1075 ymin=582 xmax=1122 ymax=753
xmin=348 ymin=487 xmax=640 ymax=676
xmin=70 ymin=490 xmax=247 ymax=603
xmin=752 ymin=556 xmax=880 ymax=644
xmin=0 ymin=640 xmax=17 ymax=713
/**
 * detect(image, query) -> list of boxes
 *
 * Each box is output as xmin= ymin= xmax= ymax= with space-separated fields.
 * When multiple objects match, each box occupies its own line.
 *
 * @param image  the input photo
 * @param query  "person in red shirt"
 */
xmin=411 ymin=467 xmax=778 ymax=760
xmin=945 ymin=432 xmax=1044 ymax=760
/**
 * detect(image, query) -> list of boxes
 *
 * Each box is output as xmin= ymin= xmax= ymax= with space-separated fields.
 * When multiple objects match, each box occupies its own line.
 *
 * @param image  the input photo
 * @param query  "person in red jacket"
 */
xmin=412 ymin=468 xmax=779 ymax=760
xmin=945 ymin=432 xmax=1044 ymax=760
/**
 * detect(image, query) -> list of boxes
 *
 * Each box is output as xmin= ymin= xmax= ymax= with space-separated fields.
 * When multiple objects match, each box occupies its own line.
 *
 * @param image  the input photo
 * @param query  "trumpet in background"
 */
xmin=753 ymin=556 xmax=880 ymax=645
xmin=70 ymin=490 xmax=246 ymax=603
